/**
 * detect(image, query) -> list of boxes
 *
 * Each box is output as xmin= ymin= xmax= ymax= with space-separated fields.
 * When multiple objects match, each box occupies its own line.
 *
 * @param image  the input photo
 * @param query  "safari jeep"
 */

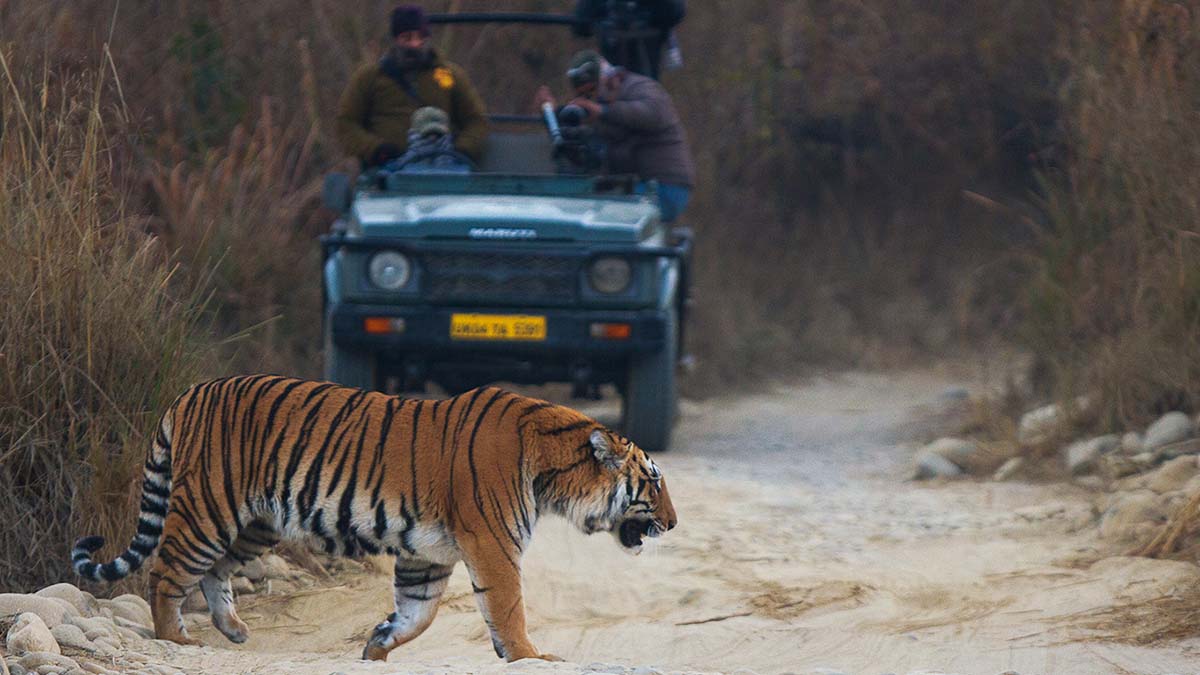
xmin=320 ymin=11 xmax=690 ymax=452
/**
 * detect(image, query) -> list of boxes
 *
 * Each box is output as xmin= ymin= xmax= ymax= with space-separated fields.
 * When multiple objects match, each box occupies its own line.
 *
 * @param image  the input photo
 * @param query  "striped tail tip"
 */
xmin=71 ymin=535 xmax=107 ymax=580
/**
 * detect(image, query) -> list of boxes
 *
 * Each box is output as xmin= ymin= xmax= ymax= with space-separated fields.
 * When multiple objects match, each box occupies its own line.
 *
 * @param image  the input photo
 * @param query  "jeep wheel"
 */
xmin=621 ymin=305 xmax=678 ymax=452
xmin=323 ymin=321 xmax=378 ymax=391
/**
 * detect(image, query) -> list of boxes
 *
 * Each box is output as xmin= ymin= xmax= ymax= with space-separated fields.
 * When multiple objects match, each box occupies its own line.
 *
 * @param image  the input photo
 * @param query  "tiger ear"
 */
xmin=590 ymin=430 xmax=624 ymax=471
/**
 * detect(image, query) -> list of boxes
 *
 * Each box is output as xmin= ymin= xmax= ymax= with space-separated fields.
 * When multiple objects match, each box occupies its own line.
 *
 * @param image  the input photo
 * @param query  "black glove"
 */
xmin=369 ymin=143 xmax=403 ymax=167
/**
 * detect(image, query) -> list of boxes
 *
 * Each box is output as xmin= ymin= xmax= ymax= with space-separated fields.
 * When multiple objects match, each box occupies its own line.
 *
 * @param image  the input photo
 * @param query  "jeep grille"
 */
xmin=421 ymin=252 xmax=578 ymax=304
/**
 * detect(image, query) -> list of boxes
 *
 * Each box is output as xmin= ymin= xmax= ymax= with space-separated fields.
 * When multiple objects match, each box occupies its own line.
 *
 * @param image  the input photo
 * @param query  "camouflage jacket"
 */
xmin=335 ymin=51 xmax=488 ymax=163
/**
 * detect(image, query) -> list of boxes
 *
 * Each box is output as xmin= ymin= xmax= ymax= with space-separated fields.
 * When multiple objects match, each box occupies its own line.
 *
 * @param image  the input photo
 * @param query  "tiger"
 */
xmin=70 ymin=375 xmax=677 ymax=662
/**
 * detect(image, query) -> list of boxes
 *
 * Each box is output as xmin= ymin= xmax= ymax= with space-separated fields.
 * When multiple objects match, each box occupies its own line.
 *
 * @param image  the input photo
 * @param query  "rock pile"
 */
xmin=1 ymin=583 xmax=178 ymax=675
xmin=991 ymin=404 xmax=1200 ymax=546
xmin=0 ymin=554 xmax=318 ymax=675
xmin=911 ymin=437 xmax=1007 ymax=480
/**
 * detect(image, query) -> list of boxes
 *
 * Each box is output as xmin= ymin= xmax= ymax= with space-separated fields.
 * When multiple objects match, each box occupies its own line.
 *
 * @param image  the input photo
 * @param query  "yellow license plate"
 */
xmin=450 ymin=314 xmax=547 ymax=341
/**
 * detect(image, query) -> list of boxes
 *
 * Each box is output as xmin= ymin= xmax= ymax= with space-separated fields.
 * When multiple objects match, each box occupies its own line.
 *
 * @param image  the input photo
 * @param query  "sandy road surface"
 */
xmin=148 ymin=370 xmax=1200 ymax=675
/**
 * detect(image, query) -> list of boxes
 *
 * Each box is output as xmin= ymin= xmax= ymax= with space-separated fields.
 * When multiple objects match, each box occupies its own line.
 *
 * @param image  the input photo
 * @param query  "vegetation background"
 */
xmin=0 ymin=0 xmax=1196 ymax=591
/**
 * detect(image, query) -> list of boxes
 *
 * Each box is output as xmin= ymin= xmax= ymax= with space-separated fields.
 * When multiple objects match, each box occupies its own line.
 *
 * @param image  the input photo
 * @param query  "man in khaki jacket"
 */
xmin=336 ymin=5 xmax=488 ymax=166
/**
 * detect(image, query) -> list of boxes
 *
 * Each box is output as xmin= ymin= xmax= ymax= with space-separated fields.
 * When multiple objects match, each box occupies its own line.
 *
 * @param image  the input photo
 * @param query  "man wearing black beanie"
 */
xmin=337 ymin=5 xmax=488 ymax=166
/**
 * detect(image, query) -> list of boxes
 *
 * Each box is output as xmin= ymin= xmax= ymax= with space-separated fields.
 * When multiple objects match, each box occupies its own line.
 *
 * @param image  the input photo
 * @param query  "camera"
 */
xmin=558 ymin=104 xmax=589 ymax=128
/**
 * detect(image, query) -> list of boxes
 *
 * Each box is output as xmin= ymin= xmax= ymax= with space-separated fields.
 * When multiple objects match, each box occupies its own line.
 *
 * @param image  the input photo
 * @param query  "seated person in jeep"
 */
xmin=336 ymin=4 xmax=489 ymax=167
xmin=391 ymin=106 xmax=473 ymax=173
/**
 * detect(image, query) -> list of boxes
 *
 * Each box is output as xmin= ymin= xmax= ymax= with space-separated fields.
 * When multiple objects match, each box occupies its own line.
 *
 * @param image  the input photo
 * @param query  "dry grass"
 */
xmin=1021 ymin=1 xmax=1200 ymax=428
xmin=145 ymin=106 xmax=330 ymax=376
xmin=1070 ymin=586 xmax=1200 ymax=646
xmin=0 ymin=56 xmax=216 ymax=592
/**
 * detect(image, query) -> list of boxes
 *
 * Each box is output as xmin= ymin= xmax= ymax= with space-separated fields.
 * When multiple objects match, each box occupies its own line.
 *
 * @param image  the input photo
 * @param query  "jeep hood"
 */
xmin=350 ymin=194 xmax=659 ymax=243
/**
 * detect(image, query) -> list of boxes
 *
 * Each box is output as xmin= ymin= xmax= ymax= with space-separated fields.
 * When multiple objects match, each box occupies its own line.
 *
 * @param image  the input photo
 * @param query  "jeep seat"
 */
xmin=477 ymin=131 xmax=556 ymax=174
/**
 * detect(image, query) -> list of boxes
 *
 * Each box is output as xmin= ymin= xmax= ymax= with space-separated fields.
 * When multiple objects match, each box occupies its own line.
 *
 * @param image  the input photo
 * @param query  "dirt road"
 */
xmin=157 ymin=370 xmax=1200 ymax=675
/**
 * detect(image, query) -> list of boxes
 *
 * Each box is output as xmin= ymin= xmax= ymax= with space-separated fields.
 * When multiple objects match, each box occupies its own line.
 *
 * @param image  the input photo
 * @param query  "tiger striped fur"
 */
xmin=70 ymin=375 xmax=677 ymax=662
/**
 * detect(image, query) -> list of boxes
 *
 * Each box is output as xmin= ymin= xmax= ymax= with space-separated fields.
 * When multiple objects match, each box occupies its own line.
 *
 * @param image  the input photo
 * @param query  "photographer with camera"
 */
xmin=536 ymin=50 xmax=694 ymax=222
xmin=572 ymin=0 xmax=685 ymax=80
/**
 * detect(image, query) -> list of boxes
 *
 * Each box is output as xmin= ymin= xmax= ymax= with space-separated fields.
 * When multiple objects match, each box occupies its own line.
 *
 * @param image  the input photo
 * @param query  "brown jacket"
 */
xmin=336 ymin=52 xmax=489 ymax=163
xmin=597 ymin=71 xmax=695 ymax=187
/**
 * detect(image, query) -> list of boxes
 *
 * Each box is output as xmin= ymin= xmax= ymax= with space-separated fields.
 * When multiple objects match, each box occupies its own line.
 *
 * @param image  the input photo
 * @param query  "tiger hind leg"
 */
xmin=200 ymin=519 xmax=279 ymax=644
xmin=362 ymin=559 xmax=454 ymax=661
xmin=148 ymin=531 xmax=226 ymax=646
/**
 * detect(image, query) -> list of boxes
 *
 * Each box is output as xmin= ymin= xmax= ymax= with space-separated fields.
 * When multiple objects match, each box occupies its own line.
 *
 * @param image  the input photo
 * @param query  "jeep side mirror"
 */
xmin=323 ymin=173 xmax=352 ymax=214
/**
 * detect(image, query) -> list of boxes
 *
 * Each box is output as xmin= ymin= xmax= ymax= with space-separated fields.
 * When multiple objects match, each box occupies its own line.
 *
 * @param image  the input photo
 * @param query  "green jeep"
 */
xmin=320 ymin=13 xmax=691 ymax=452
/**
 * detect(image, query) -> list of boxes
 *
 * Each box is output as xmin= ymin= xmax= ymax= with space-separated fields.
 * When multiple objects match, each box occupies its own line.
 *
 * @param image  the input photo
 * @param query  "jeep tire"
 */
xmin=621 ymin=305 xmax=678 ymax=452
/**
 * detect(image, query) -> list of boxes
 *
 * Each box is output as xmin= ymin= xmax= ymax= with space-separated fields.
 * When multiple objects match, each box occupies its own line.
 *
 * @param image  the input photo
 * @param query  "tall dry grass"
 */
xmin=145 ymin=105 xmax=329 ymax=376
xmin=1022 ymin=0 xmax=1200 ymax=429
xmin=0 ymin=55 xmax=216 ymax=592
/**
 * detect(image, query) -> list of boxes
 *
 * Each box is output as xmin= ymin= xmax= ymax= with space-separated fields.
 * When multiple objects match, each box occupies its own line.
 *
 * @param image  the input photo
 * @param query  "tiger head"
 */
xmin=555 ymin=429 xmax=677 ymax=555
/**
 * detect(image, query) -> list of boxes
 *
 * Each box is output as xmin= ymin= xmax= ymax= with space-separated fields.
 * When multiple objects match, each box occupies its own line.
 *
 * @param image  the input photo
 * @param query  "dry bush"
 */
xmin=1021 ymin=1 xmax=1200 ymax=429
xmin=145 ymin=105 xmax=329 ymax=377
xmin=0 ymin=56 xmax=216 ymax=592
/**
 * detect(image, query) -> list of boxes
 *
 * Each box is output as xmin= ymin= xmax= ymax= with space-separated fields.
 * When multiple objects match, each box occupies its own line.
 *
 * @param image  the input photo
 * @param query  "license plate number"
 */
xmin=450 ymin=314 xmax=547 ymax=341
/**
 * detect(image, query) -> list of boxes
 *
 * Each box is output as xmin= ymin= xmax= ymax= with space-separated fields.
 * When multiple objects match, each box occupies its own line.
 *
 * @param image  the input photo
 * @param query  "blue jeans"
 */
xmin=637 ymin=182 xmax=691 ymax=223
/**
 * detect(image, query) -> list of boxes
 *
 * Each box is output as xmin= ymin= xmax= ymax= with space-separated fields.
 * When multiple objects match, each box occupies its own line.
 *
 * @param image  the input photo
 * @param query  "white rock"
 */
xmin=993 ymin=457 xmax=1025 ymax=481
xmin=231 ymin=576 xmax=254 ymax=595
xmin=261 ymin=554 xmax=293 ymax=580
xmin=1144 ymin=411 xmax=1193 ymax=451
xmin=1154 ymin=438 xmax=1200 ymax=461
xmin=91 ymin=636 xmax=121 ymax=652
xmin=7 ymin=614 xmax=60 ymax=656
xmin=239 ymin=559 xmax=267 ymax=582
xmin=32 ymin=586 xmax=93 ymax=618
xmin=15 ymin=656 xmax=76 ymax=674
xmin=96 ymin=599 xmax=148 ymax=630
xmin=1144 ymin=456 xmax=1199 ymax=494
xmin=582 ymin=664 xmax=626 ymax=675
xmin=913 ymin=451 xmax=964 ymax=480
xmin=1064 ymin=434 xmax=1120 ymax=475
xmin=0 ymin=596 xmax=79 ymax=629
xmin=1100 ymin=491 xmax=1168 ymax=542
xmin=105 ymin=622 xmax=143 ymax=642
xmin=111 ymin=617 xmax=154 ymax=640
xmin=1184 ymin=473 xmax=1200 ymax=495
xmin=923 ymin=438 xmax=980 ymax=468
xmin=1121 ymin=431 xmax=1144 ymax=455
xmin=66 ymin=617 xmax=113 ymax=639
xmin=34 ymin=666 xmax=65 ymax=675
xmin=47 ymin=625 xmax=90 ymax=651
xmin=1018 ymin=403 xmax=1063 ymax=444
xmin=1131 ymin=451 xmax=1156 ymax=464
xmin=110 ymin=594 xmax=152 ymax=626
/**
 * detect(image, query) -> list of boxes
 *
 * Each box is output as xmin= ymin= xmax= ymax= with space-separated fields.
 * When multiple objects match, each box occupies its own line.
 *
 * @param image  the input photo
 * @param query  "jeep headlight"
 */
xmin=368 ymin=251 xmax=412 ymax=291
xmin=588 ymin=257 xmax=632 ymax=294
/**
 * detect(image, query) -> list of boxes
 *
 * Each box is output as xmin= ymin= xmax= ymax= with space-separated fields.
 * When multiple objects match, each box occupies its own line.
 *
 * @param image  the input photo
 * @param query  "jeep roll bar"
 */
xmin=427 ymin=13 xmax=581 ymax=26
